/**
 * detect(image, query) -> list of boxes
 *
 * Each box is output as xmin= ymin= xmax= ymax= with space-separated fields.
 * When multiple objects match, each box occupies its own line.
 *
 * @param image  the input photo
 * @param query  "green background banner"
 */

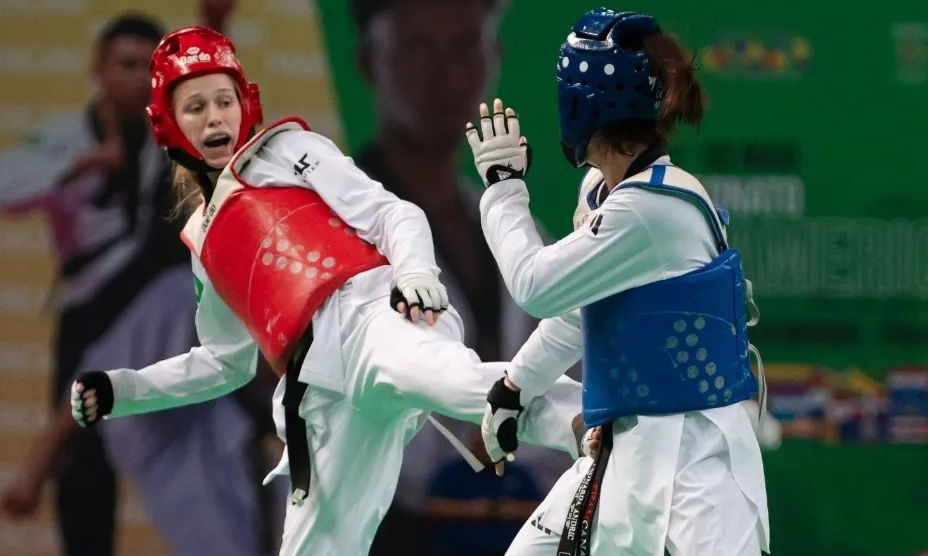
xmin=315 ymin=1 xmax=928 ymax=554
xmin=318 ymin=0 xmax=928 ymax=378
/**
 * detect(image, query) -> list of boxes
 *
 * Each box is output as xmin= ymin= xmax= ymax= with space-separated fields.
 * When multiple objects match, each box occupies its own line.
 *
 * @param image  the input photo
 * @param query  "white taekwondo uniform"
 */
xmin=480 ymin=160 xmax=769 ymax=556
xmin=99 ymin=120 xmax=582 ymax=555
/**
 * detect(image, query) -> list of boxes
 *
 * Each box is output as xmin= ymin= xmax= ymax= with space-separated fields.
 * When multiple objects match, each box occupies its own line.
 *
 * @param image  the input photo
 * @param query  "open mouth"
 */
xmin=203 ymin=134 xmax=232 ymax=149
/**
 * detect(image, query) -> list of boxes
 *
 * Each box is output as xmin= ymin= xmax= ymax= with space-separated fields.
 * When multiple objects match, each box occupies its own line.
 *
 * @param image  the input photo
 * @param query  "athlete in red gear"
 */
xmin=69 ymin=27 xmax=582 ymax=555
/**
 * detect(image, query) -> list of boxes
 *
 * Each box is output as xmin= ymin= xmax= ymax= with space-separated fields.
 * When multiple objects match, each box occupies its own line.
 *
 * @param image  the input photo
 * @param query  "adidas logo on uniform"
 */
xmin=495 ymin=168 xmax=513 ymax=180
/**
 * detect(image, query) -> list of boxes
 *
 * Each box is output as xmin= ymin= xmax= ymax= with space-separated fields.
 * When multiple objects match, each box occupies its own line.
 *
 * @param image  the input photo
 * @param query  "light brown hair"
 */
xmin=170 ymin=164 xmax=206 ymax=219
xmin=599 ymin=31 xmax=706 ymax=151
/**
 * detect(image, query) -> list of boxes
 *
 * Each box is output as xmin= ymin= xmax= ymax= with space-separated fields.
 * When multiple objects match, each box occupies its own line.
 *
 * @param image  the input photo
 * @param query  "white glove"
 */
xmin=465 ymin=98 xmax=530 ymax=187
xmin=390 ymin=271 xmax=449 ymax=325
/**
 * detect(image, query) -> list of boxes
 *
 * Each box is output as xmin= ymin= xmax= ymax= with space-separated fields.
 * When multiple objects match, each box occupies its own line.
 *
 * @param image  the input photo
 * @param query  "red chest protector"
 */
xmin=181 ymin=119 xmax=388 ymax=375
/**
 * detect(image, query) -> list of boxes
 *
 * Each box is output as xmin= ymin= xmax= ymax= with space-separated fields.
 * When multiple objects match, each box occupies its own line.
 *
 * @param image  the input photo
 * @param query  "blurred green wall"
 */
xmin=317 ymin=0 xmax=928 ymax=377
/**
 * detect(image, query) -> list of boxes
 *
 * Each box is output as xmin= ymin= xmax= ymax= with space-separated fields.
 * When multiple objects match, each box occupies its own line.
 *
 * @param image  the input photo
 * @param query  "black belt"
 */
xmin=282 ymin=327 xmax=313 ymax=506
xmin=557 ymin=422 xmax=614 ymax=556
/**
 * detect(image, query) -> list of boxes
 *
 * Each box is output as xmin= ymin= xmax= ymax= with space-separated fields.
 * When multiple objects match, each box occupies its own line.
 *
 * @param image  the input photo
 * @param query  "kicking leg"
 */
xmin=344 ymin=304 xmax=581 ymax=457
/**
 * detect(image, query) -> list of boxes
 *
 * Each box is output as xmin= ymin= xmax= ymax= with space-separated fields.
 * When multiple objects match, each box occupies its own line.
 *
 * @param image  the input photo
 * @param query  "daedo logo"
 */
xmin=201 ymin=202 xmax=218 ymax=232
xmin=178 ymin=46 xmax=212 ymax=65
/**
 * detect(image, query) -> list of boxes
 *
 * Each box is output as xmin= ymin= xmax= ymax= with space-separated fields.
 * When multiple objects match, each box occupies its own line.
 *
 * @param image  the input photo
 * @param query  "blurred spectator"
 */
xmin=0 ymin=12 xmax=275 ymax=556
xmin=353 ymin=0 xmax=517 ymax=362
xmin=349 ymin=1 xmax=571 ymax=553
xmin=201 ymin=0 xmax=237 ymax=33
xmin=424 ymin=429 xmax=541 ymax=556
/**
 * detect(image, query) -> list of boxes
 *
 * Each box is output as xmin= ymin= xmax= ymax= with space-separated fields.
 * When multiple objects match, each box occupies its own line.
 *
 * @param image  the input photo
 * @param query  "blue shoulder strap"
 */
xmin=616 ymin=165 xmax=729 ymax=253
xmin=586 ymin=180 xmax=604 ymax=209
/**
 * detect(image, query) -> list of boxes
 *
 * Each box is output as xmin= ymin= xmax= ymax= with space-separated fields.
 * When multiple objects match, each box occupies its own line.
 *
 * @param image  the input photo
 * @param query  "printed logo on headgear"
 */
xmin=178 ymin=45 xmax=212 ymax=66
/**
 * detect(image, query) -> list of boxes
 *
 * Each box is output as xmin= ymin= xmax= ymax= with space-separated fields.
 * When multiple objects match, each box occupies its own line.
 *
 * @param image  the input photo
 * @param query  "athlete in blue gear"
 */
xmin=468 ymin=9 xmax=769 ymax=556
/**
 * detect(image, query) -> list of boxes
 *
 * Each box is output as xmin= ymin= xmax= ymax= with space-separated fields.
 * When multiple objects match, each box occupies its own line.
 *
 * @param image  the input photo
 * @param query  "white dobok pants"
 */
xmin=507 ymin=406 xmax=769 ymax=556
xmin=264 ymin=281 xmax=581 ymax=555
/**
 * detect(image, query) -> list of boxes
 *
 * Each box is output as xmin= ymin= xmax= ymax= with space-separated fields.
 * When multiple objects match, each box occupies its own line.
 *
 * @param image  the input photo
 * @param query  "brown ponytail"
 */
xmin=643 ymin=32 xmax=706 ymax=134
xmin=597 ymin=31 xmax=706 ymax=153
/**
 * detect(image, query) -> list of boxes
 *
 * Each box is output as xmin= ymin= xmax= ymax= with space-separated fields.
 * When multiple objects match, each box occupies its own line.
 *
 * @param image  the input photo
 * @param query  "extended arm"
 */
xmin=507 ymin=309 xmax=582 ymax=401
xmin=263 ymin=130 xmax=448 ymax=319
xmin=266 ymin=130 xmax=441 ymax=277
xmin=71 ymin=262 xmax=258 ymax=424
xmin=480 ymin=182 xmax=662 ymax=318
xmin=0 ymin=121 xmax=78 ymax=209
xmin=466 ymin=100 xmax=664 ymax=318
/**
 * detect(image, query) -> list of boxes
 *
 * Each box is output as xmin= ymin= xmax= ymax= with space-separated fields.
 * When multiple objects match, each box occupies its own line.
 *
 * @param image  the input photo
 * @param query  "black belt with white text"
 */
xmin=557 ymin=422 xmax=614 ymax=556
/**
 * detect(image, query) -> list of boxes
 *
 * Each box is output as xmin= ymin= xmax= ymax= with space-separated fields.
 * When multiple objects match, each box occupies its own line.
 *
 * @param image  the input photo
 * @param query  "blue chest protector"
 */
xmin=581 ymin=166 xmax=758 ymax=427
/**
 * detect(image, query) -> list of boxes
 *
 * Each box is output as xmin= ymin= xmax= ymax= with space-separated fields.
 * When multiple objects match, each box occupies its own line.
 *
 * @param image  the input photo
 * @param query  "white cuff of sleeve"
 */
xmin=479 ymin=178 xmax=528 ymax=209
xmin=506 ymin=367 xmax=552 ymax=407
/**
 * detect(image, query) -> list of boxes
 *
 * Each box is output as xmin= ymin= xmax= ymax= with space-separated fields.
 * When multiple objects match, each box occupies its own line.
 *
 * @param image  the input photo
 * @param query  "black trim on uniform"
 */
xmin=623 ymin=139 xmax=668 ymax=180
xmin=282 ymin=326 xmax=314 ymax=504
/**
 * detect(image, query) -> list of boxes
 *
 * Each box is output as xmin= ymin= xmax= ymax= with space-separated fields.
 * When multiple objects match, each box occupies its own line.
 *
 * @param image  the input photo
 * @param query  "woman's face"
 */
xmin=172 ymin=73 xmax=242 ymax=169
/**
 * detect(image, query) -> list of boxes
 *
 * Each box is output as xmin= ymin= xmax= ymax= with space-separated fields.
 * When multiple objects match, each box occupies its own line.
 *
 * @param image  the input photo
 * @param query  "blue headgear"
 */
xmin=556 ymin=9 xmax=663 ymax=167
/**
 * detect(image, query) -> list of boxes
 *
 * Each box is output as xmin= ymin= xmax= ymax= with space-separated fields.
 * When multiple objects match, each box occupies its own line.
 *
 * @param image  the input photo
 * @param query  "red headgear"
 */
xmin=146 ymin=26 xmax=263 ymax=165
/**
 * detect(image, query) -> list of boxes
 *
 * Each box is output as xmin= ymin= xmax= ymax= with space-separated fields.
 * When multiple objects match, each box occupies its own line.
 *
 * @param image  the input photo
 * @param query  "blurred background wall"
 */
xmin=0 ymin=0 xmax=926 ymax=554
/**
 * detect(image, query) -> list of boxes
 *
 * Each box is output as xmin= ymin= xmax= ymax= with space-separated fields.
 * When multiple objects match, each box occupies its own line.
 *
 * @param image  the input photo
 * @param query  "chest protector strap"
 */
xmin=580 ymin=165 xmax=759 ymax=427
xmin=181 ymin=119 xmax=388 ymax=375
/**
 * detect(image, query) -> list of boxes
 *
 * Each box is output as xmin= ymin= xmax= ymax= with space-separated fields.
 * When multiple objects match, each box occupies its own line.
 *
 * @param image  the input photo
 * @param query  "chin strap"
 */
xmin=167 ymin=148 xmax=221 ymax=201
xmin=167 ymin=146 xmax=218 ymax=174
